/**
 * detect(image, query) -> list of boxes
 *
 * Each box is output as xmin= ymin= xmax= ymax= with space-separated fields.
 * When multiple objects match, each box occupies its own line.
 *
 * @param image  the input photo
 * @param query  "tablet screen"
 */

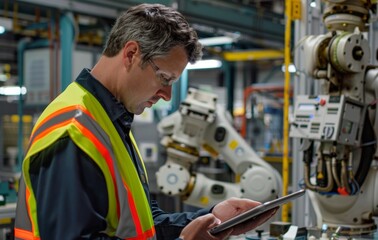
xmin=209 ymin=189 xmax=306 ymax=235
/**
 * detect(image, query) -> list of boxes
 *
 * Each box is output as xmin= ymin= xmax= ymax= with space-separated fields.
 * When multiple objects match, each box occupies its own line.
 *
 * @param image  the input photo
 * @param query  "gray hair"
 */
xmin=103 ymin=3 xmax=202 ymax=66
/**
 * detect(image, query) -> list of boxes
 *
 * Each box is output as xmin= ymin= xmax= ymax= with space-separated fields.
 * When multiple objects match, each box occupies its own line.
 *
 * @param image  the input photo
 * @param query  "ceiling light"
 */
xmin=186 ymin=59 xmax=222 ymax=70
xmin=281 ymin=64 xmax=296 ymax=73
xmin=310 ymin=1 xmax=317 ymax=8
xmin=0 ymin=86 xmax=27 ymax=96
xmin=199 ymin=36 xmax=235 ymax=46
xmin=0 ymin=17 xmax=12 ymax=34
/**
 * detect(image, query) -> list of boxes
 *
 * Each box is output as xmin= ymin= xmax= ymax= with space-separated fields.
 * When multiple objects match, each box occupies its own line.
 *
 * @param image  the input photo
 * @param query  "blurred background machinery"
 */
xmin=156 ymin=88 xmax=282 ymax=207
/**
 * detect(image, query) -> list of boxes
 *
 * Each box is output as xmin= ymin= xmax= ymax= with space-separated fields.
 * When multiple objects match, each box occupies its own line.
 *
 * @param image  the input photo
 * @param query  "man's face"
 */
xmin=121 ymin=46 xmax=188 ymax=115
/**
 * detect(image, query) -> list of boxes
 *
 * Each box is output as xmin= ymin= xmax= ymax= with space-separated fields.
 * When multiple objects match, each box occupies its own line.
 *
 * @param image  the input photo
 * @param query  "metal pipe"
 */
xmin=331 ymin=156 xmax=341 ymax=188
xmin=340 ymin=158 xmax=351 ymax=194
xmin=60 ymin=11 xmax=75 ymax=92
xmin=304 ymin=154 xmax=334 ymax=192
xmin=16 ymin=38 xmax=30 ymax=173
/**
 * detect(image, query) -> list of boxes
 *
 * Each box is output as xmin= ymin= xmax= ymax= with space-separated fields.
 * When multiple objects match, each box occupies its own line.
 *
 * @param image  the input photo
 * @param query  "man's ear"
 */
xmin=122 ymin=41 xmax=139 ymax=67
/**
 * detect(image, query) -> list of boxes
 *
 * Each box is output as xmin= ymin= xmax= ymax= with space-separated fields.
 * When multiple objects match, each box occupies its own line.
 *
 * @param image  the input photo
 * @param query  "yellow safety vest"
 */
xmin=14 ymin=82 xmax=156 ymax=240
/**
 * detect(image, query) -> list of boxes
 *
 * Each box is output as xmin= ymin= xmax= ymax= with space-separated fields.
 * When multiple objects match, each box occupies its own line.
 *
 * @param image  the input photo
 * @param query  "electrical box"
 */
xmin=289 ymin=95 xmax=366 ymax=146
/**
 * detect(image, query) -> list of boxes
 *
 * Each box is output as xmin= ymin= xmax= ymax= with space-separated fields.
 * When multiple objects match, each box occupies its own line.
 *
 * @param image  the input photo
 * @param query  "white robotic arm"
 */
xmin=157 ymin=88 xmax=282 ymax=208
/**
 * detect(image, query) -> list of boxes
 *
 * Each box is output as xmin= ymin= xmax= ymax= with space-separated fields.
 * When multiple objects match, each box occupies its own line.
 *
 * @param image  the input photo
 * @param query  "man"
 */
xmin=14 ymin=3 xmax=276 ymax=240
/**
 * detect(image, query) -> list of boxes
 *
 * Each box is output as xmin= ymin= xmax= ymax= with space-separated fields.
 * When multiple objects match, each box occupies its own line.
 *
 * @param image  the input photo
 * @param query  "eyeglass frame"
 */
xmin=148 ymin=59 xmax=179 ymax=87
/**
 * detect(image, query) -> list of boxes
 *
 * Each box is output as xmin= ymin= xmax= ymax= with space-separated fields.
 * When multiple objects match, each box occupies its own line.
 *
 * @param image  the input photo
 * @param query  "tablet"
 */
xmin=209 ymin=189 xmax=306 ymax=235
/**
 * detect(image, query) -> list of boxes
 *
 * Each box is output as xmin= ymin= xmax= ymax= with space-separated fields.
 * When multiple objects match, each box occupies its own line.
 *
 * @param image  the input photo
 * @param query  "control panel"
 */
xmin=290 ymin=95 xmax=366 ymax=146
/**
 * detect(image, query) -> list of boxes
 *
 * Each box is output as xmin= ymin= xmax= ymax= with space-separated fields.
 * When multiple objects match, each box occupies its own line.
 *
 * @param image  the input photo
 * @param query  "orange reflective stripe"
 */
xmin=73 ymin=119 xmax=120 ymax=217
xmin=31 ymin=105 xmax=93 ymax=138
xmin=14 ymin=227 xmax=40 ymax=240
xmin=126 ymin=227 xmax=156 ymax=240
xmin=145 ymin=227 xmax=156 ymax=239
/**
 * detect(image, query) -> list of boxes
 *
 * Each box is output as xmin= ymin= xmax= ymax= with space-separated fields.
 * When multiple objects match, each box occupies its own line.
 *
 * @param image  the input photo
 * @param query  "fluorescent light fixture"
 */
xmin=186 ymin=59 xmax=222 ymax=70
xmin=0 ymin=86 xmax=27 ymax=96
xmin=281 ymin=64 xmax=296 ymax=73
xmin=199 ymin=36 xmax=234 ymax=46
xmin=0 ymin=17 xmax=12 ymax=34
xmin=0 ymin=74 xmax=7 ymax=81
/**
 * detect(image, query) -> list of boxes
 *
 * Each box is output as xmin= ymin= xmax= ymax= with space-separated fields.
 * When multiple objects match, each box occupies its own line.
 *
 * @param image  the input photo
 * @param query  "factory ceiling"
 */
xmin=0 ymin=0 xmax=286 ymax=76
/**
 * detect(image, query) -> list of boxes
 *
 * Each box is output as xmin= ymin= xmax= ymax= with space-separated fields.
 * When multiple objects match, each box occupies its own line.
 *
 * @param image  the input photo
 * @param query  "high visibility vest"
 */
xmin=14 ymin=82 xmax=156 ymax=240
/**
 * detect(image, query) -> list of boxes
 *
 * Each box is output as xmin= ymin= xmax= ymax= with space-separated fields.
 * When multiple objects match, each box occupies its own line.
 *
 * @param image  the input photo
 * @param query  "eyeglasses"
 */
xmin=148 ymin=59 xmax=179 ymax=87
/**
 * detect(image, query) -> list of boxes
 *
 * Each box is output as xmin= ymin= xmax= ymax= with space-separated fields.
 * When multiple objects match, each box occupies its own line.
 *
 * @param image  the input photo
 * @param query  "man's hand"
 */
xmin=179 ymin=214 xmax=232 ymax=240
xmin=212 ymin=197 xmax=278 ymax=236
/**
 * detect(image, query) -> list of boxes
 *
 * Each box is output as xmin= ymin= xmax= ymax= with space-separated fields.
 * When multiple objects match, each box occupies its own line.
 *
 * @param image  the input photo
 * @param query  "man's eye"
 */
xmin=160 ymin=76 xmax=171 ymax=86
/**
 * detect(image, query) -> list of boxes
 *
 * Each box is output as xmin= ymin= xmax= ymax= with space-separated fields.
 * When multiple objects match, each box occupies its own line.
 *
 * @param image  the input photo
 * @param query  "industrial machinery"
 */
xmin=156 ymin=88 xmax=282 ymax=208
xmin=290 ymin=0 xmax=378 ymax=235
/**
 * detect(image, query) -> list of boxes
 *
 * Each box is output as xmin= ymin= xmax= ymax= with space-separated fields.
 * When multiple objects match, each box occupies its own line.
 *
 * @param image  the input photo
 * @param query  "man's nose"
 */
xmin=158 ymin=85 xmax=172 ymax=101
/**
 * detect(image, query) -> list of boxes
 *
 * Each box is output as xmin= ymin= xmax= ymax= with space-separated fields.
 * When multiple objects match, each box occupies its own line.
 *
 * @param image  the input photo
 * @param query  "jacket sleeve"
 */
xmin=28 ymin=136 xmax=120 ymax=240
xmin=151 ymin=199 xmax=212 ymax=239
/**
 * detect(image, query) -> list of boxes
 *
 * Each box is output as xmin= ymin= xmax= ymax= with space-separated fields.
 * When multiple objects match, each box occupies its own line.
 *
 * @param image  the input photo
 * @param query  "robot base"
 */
xmin=323 ymin=222 xmax=377 ymax=236
xmin=307 ymin=168 xmax=378 ymax=236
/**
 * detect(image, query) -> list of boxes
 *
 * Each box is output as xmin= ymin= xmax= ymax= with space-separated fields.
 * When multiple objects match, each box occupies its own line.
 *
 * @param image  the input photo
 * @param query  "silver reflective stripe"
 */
xmin=114 ymin=162 xmax=138 ymax=238
xmin=14 ymin=177 xmax=33 ymax=237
